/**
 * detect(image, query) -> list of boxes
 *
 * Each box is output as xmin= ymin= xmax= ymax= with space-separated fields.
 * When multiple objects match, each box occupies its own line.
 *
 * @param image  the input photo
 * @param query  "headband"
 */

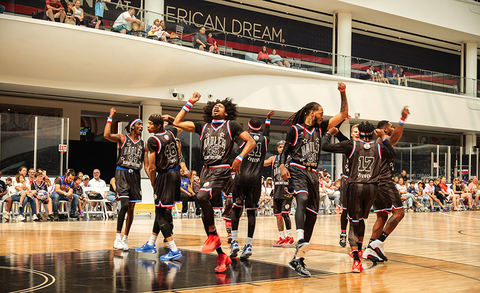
xmin=130 ymin=119 xmax=142 ymax=130
xmin=248 ymin=120 xmax=262 ymax=131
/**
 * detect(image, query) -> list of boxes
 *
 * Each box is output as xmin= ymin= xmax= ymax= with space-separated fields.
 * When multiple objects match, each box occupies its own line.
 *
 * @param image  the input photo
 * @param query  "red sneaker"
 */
xmin=283 ymin=236 xmax=295 ymax=247
xmin=273 ymin=237 xmax=286 ymax=247
xmin=215 ymin=253 xmax=232 ymax=273
xmin=352 ymin=259 xmax=363 ymax=273
xmin=349 ymin=250 xmax=363 ymax=259
xmin=201 ymin=234 xmax=221 ymax=253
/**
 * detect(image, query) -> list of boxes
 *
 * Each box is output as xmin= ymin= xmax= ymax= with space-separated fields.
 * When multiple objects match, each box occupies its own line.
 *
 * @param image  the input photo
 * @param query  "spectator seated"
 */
xmin=245 ymin=53 xmax=279 ymax=66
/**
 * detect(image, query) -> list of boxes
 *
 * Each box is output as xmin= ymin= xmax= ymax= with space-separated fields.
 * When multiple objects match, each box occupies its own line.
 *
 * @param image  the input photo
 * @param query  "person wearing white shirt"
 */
xmin=112 ymin=8 xmax=141 ymax=34
xmin=88 ymin=169 xmax=107 ymax=198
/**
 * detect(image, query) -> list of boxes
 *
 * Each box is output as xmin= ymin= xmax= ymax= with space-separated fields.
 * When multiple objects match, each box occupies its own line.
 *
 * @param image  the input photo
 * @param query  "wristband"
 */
xmin=182 ymin=101 xmax=194 ymax=113
xmin=107 ymin=117 xmax=113 ymax=124
xmin=235 ymin=155 xmax=243 ymax=163
xmin=383 ymin=137 xmax=388 ymax=142
xmin=398 ymin=119 xmax=404 ymax=126
xmin=265 ymin=119 xmax=271 ymax=125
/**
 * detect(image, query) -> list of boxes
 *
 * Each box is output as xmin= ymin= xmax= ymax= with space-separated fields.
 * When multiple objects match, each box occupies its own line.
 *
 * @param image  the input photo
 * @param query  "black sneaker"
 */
xmin=69 ymin=213 xmax=79 ymax=219
xmin=339 ymin=233 xmax=347 ymax=247
xmin=48 ymin=214 xmax=55 ymax=221
xmin=288 ymin=257 xmax=311 ymax=277
xmin=53 ymin=214 xmax=59 ymax=221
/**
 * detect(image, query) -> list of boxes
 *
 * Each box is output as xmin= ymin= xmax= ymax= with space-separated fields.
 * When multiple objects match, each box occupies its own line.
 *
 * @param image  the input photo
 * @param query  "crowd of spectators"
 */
xmin=1 ymin=166 xmax=119 ymax=222
xmin=366 ymin=65 xmax=407 ymax=86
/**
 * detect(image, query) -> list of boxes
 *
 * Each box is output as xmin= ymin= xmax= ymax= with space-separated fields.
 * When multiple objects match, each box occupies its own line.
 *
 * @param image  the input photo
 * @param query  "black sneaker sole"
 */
xmin=367 ymin=254 xmax=384 ymax=263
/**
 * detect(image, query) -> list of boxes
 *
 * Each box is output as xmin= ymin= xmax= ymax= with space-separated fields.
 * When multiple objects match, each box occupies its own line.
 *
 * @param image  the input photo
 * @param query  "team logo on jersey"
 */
xmin=203 ymin=182 xmax=210 ymax=187
xmin=153 ymin=193 xmax=157 ymax=200
xmin=164 ymin=135 xmax=169 ymax=141
xmin=254 ymin=135 xmax=259 ymax=141
xmin=285 ymin=204 xmax=290 ymax=210
xmin=363 ymin=143 xmax=371 ymax=150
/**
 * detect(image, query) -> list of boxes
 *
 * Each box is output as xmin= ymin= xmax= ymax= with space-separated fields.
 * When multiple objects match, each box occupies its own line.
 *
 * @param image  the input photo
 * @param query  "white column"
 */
xmin=144 ymin=0 xmax=164 ymax=27
xmin=464 ymin=42 xmax=478 ymax=97
xmin=334 ymin=11 xmax=352 ymax=78
xmin=334 ymin=120 xmax=351 ymax=181
xmin=464 ymin=133 xmax=477 ymax=155
xmin=140 ymin=100 xmax=162 ymax=205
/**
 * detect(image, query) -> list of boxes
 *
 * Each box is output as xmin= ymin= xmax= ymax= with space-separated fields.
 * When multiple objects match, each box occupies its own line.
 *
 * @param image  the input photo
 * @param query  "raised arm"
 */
xmin=104 ymin=107 xmax=124 ymax=146
xmin=232 ymin=131 xmax=256 ymax=174
xmin=173 ymin=92 xmax=200 ymax=133
xmin=263 ymin=110 xmax=274 ymax=137
xmin=389 ymin=106 xmax=410 ymax=146
xmin=375 ymin=128 xmax=397 ymax=160
xmin=327 ymin=82 xmax=349 ymax=130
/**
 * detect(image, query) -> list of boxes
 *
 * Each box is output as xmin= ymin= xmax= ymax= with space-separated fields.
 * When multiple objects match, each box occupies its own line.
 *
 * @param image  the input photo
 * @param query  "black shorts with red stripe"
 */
xmin=373 ymin=181 xmax=403 ymax=213
xmin=154 ymin=168 xmax=180 ymax=209
xmin=199 ymin=165 xmax=231 ymax=208
xmin=115 ymin=168 xmax=142 ymax=203
xmin=346 ymin=183 xmax=377 ymax=222
xmin=233 ymin=184 xmax=261 ymax=210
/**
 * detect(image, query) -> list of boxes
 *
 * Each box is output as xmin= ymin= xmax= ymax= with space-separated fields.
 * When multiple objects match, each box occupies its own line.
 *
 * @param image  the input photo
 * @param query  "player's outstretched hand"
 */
xmin=338 ymin=82 xmax=346 ymax=93
xmin=375 ymin=128 xmax=387 ymax=140
xmin=162 ymin=114 xmax=174 ymax=123
xmin=190 ymin=92 xmax=201 ymax=103
xmin=401 ymin=106 xmax=410 ymax=120
xmin=109 ymin=107 xmax=117 ymax=118
xmin=267 ymin=110 xmax=275 ymax=119
xmin=328 ymin=127 xmax=339 ymax=136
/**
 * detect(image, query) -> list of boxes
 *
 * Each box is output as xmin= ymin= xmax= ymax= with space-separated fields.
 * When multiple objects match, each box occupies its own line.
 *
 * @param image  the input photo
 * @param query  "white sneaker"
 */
xmin=113 ymin=238 xmax=124 ymax=250
xmin=3 ymin=213 xmax=10 ymax=221
xmin=17 ymin=215 xmax=25 ymax=222
xmin=32 ymin=214 xmax=38 ymax=221
xmin=369 ymin=240 xmax=388 ymax=261
xmin=122 ymin=240 xmax=129 ymax=251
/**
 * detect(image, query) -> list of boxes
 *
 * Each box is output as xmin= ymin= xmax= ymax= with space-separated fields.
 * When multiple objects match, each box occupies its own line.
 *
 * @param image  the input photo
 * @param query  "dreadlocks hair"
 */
xmin=283 ymin=102 xmax=321 ymax=126
xmin=203 ymin=98 xmax=238 ymax=123
xmin=358 ymin=121 xmax=375 ymax=139
xmin=125 ymin=118 xmax=142 ymax=134
xmin=377 ymin=120 xmax=390 ymax=130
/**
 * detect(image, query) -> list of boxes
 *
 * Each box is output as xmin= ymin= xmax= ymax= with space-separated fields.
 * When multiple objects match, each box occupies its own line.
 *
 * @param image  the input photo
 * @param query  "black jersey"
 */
xmin=348 ymin=141 xmax=383 ymax=184
xmin=379 ymin=159 xmax=395 ymax=183
xmin=117 ymin=135 xmax=145 ymax=170
xmin=194 ymin=120 xmax=243 ymax=166
xmin=272 ymin=155 xmax=289 ymax=186
xmin=288 ymin=122 xmax=328 ymax=169
xmin=235 ymin=133 xmax=268 ymax=186
xmin=342 ymin=154 xmax=350 ymax=178
xmin=31 ymin=180 xmax=49 ymax=193
xmin=148 ymin=129 xmax=179 ymax=171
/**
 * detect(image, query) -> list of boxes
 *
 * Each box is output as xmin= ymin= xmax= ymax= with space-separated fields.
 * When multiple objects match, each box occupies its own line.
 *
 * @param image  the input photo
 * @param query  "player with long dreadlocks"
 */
xmin=280 ymin=82 xmax=349 ymax=277
xmin=322 ymin=121 xmax=396 ymax=272
xmin=173 ymin=93 xmax=255 ymax=273
xmin=104 ymin=108 xmax=148 ymax=251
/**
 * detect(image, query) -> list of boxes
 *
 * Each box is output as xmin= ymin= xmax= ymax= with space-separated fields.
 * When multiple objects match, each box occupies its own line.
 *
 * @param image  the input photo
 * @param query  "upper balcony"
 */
xmin=1 ymin=7 xmax=480 ymax=135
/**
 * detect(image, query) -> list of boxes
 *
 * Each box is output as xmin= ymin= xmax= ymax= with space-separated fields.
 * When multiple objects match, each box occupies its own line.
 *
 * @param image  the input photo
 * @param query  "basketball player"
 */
xmin=104 ymin=107 xmax=147 ymax=251
xmin=363 ymin=106 xmax=410 ymax=262
xmin=173 ymin=93 xmax=255 ymax=273
xmin=136 ymin=114 xmax=182 ymax=260
xmin=221 ymin=172 xmax=235 ymax=244
xmin=264 ymin=140 xmax=294 ymax=247
xmin=280 ymin=82 xmax=349 ymax=277
xmin=230 ymin=114 xmax=272 ymax=259
xmin=322 ymin=121 xmax=396 ymax=272
xmin=339 ymin=124 xmax=360 ymax=247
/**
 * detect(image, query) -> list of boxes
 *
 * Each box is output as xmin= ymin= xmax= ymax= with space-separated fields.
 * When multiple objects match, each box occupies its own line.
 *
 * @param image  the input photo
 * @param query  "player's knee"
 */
xmin=119 ymin=202 xmax=129 ymax=214
xmin=376 ymin=212 xmax=388 ymax=221
xmin=393 ymin=208 xmax=405 ymax=221
xmin=196 ymin=192 xmax=209 ymax=203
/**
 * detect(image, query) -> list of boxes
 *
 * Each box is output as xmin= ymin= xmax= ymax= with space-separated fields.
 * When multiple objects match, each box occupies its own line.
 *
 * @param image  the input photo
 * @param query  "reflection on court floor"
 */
xmin=0 ymin=248 xmax=331 ymax=292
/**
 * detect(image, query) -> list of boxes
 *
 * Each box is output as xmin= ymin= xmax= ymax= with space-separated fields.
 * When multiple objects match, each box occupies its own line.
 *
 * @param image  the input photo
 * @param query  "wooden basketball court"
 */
xmin=1 ymin=211 xmax=479 ymax=292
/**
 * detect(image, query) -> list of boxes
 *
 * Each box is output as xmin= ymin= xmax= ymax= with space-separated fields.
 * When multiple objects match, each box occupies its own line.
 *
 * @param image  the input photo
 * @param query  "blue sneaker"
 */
xmin=160 ymin=249 xmax=182 ymax=260
xmin=230 ymin=240 xmax=240 ymax=258
xmin=240 ymin=244 xmax=252 ymax=259
xmin=135 ymin=242 xmax=157 ymax=253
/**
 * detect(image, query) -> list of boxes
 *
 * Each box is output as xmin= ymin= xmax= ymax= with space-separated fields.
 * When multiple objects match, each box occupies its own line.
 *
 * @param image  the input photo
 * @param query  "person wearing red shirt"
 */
xmin=46 ymin=0 xmax=66 ymax=23
xmin=257 ymin=45 xmax=272 ymax=65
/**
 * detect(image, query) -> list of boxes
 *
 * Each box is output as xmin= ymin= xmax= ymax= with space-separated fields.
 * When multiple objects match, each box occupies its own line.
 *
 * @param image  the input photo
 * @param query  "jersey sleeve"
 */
xmin=229 ymin=121 xmax=244 ymax=138
xmin=194 ymin=122 xmax=205 ymax=135
xmin=321 ymin=133 xmax=353 ymax=154
xmin=285 ymin=126 xmax=296 ymax=145
xmin=320 ymin=119 xmax=330 ymax=136
xmin=54 ymin=177 xmax=61 ymax=185
xmin=147 ymin=136 xmax=160 ymax=153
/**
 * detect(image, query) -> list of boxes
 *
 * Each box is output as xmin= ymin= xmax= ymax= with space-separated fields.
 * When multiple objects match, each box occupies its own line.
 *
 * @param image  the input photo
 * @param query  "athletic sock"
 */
xmin=296 ymin=229 xmax=304 ymax=240
xmin=167 ymin=241 xmax=178 ymax=252
xmin=148 ymin=234 xmax=158 ymax=246
xmin=358 ymin=242 xmax=363 ymax=251
xmin=122 ymin=235 xmax=128 ymax=241
xmin=208 ymin=228 xmax=218 ymax=236
xmin=246 ymin=237 xmax=253 ymax=246
xmin=341 ymin=229 xmax=346 ymax=235
xmin=279 ymin=231 xmax=285 ymax=239
xmin=286 ymin=229 xmax=292 ymax=237
xmin=116 ymin=233 xmax=122 ymax=240
xmin=232 ymin=230 xmax=238 ymax=241
xmin=352 ymin=250 xmax=360 ymax=261
xmin=225 ymin=219 xmax=232 ymax=229
xmin=377 ymin=231 xmax=389 ymax=242
xmin=369 ymin=238 xmax=374 ymax=245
